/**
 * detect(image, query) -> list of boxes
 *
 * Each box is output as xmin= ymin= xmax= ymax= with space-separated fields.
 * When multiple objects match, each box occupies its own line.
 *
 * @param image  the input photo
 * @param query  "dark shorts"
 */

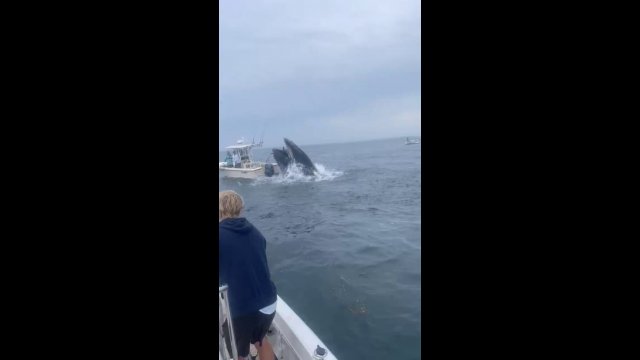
xmin=223 ymin=311 xmax=276 ymax=358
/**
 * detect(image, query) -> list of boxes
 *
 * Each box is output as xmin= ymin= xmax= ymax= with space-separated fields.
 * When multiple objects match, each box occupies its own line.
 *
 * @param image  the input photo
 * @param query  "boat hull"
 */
xmin=219 ymin=166 xmax=264 ymax=179
xmin=219 ymin=163 xmax=280 ymax=179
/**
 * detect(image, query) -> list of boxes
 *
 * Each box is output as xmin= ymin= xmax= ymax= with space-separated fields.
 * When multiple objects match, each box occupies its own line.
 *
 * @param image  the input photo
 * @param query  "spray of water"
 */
xmin=255 ymin=163 xmax=343 ymax=185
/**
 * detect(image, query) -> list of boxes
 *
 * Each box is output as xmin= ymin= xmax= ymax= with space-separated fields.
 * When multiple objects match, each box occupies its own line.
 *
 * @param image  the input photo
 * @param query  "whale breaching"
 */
xmin=272 ymin=138 xmax=317 ymax=176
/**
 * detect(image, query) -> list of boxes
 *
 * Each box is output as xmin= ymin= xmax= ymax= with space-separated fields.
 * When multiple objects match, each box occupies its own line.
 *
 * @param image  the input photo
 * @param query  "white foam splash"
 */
xmin=255 ymin=163 xmax=343 ymax=184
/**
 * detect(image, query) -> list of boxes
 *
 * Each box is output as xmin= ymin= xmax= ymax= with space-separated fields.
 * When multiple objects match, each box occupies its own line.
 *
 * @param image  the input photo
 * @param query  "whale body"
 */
xmin=272 ymin=138 xmax=317 ymax=176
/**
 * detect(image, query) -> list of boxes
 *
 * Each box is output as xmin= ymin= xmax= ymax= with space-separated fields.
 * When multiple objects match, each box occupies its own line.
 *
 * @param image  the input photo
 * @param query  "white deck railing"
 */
xmin=219 ymin=285 xmax=238 ymax=360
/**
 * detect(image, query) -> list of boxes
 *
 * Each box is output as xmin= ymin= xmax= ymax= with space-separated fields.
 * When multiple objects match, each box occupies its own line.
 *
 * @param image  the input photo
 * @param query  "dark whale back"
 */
xmin=271 ymin=138 xmax=317 ymax=176
xmin=272 ymin=148 xmax=291 ymax=172
xmin=283 ymin=138 xmax=317 ymax=175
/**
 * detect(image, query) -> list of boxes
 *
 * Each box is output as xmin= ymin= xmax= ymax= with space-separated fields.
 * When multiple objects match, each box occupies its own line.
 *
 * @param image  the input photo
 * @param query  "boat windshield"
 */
xmin=226 ymin=146 xmax=253 ymax=164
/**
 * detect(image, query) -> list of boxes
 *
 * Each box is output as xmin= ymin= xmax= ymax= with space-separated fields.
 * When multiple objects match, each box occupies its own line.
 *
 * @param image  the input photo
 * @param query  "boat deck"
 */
xmin=219 ymin=291 xmax=337 ymax=360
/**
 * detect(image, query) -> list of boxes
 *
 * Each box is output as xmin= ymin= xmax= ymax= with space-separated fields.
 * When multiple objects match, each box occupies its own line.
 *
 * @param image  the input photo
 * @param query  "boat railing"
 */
xmin=219 ymin=285 xmax=238 ymax=360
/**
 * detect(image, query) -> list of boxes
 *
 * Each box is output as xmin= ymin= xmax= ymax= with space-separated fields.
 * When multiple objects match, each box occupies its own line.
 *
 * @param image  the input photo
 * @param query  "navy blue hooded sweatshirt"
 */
xmin=219 ymin=217 xmax=277 ymax=318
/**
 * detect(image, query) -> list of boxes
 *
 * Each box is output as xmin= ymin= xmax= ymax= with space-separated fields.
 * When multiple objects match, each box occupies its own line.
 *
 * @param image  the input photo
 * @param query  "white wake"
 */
xmin=256 ymin=163 xmax=343 ymax=184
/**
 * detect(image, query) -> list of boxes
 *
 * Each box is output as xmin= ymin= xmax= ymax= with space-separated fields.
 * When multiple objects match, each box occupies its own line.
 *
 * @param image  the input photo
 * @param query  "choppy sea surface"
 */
xmin=219 ymin=137 xmax=421 ymax=360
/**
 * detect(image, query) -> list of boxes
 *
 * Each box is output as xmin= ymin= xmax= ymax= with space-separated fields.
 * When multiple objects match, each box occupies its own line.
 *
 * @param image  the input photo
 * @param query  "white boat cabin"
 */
xmin=219 ymin=139 xmax=279 ymax=179
xmin=221 ymin=144 xmax=258 ymax=169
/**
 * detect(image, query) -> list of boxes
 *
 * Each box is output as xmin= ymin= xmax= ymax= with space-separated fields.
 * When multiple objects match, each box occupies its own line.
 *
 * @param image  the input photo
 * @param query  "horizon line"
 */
xmin=218 ymin=135 xmax=421 ymax=151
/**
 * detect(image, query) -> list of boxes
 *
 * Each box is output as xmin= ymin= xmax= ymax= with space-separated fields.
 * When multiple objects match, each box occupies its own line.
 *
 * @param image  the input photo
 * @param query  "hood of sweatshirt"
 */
xmin=219 ymin=217 xmax=253 ymax=234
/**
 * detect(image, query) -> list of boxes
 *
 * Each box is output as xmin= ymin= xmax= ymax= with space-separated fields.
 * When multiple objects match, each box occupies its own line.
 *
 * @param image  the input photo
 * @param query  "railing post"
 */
xmin=218 ymin=287 xmax=231 ymax=360
xmin=219 ymin=285 xmax=238 ymax=360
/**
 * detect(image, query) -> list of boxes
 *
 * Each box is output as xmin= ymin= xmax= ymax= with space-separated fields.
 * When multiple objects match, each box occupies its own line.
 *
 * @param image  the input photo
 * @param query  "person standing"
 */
xmin=225 ymin=151 xmax=233 ymax=167
xmin=219 ymin=190 xmax=278 ymax=360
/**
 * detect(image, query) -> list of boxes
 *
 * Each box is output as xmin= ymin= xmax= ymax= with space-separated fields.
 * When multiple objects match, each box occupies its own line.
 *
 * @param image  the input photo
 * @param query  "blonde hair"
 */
xmin=219 ymin=190 xmax=244 ymax=221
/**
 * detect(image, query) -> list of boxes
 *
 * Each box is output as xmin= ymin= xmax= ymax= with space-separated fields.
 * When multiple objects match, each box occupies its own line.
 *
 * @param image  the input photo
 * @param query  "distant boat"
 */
xmin=405 ymin=137 xmax=420 ymax=145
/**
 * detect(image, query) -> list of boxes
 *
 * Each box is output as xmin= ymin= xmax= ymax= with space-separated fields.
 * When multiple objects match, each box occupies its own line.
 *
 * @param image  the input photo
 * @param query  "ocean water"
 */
xmin=219 ymin=137 xmax=421 ymax=360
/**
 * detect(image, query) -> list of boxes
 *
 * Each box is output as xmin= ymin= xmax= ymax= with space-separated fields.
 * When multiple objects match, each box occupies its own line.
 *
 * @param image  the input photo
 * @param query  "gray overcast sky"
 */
xmin=219 ymin=0 xmax=421 ymax=149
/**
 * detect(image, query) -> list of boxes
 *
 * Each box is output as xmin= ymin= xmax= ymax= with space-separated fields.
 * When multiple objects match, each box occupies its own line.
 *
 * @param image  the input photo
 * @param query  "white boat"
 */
xmin=219 ymin=285 xmax=337 ymax=360
xmin=405 ymin=137 xmax=420 ymax=145
xmin=219 ymin=139 xmax=279 ymax=179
